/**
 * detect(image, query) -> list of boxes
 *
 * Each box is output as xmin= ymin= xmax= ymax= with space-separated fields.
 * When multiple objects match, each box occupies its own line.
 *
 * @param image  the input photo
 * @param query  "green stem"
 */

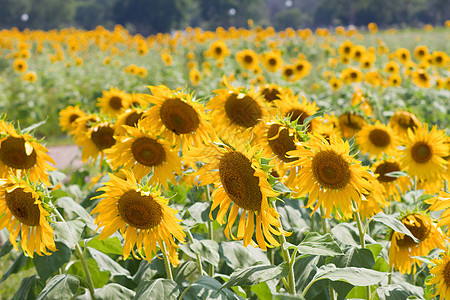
xmin=186 ymin=229 xmax=204 ymax=276
xmin=320 ymin=207 xmax=327 ymax=234
xmin=161 ymin=242 xmax=174 ymax=280
xmin=53 ymin=208 xmax=96 ymax=300
xmin=205 ymin=185 xmax=214 ymax=277
xmin=354 ymin=208 xmax=370 ymax=300
xmin=329 ymin=285 xmax=336 ymax=300
xmin=280 ymin=234 xmax=296 ymax=295
xmin=179 ymin=285 xmax=192 ymax=300
xmin=302 ymin=278 xmax=325 ymax=297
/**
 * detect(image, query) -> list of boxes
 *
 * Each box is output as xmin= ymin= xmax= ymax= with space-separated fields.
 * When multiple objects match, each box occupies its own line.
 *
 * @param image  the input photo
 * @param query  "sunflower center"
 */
xmin=159 ymin=98 xmax=200 ymax=135
xmin=225 ymin=94 xmax=263 ymax=128
xmin=396 ymin=215 xmax=430 ymax=248
xmin=375 ymin=161 xmax=401 ymax=183
xmin=398 ymin=116 xmax=418 ymax=130
xmin=5 ymin=187 xmax=40 ymax=226
xmin=287 ymin=109 xmax=312 ymax=131
xmin=109 ymin=96 xmax=123 ymax=111
xmin=312 ymin=150 xmax=351 ymax=190
xmin=69 ymin=113 xmax=80 ymax=124
xmin=350 ymin=72 xmax=357 ymax=79
xmin=411 ymin=142 xmax=432 ymax=163
xmin=344 ymin=47 xmax=351 ymax=54
xmin=419 ymin=73 xmax=427 ymax=81
xmin=267 ymin=124 xmax=297 ymax=162
xmin=219 ymin=151 xmax=262 ymax=211
xmin=343 ymin=113 xmax=364 ymax=130
xmin=261 ymin=88 xmax=280 ymax=102
xmin=436 ymin=56 xmax=443 ymax=63
xmin=296 ymin=64 xmax=304 ymax=71
xmin=215 ymin=46 xmax=222 ymax=55
xmin=244 ymin=55 xmax=253 ymax=63
xmin=125 ymin=112 xmax=144 ymax=127
xmin=444 ymin=261 xmax=450 ymax=286
xmin=369 ymin=129 xmax=391 ymax=147
xmin=0 ymin=137 xmax=37 ymax=170
xmin=117 ymin=190 xmax=163 ymax=229
xmin=131 ymin=137 xmax=166 ymax=167
xmin=284 ymin=68 xmax=294 ymax=77
xmin=418 ymin=50 xmax=424 ymax=56
xmin=91 ymin=126 xmax=116 ymax=151
xmin=268 ymin=58 xmax=277 ymax=66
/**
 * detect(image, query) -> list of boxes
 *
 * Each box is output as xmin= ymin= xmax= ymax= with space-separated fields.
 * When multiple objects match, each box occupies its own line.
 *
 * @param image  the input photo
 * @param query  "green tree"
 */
xmin=27 ymin=0 xmax=77 ymax=29
xmin=0 ymin=0 xmax=32 ymax=29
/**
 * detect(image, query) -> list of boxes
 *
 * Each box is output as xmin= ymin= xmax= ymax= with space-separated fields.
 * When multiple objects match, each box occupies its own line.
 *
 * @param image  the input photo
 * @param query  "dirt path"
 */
xmin=47 ymin=144 xmax=84 ymax=170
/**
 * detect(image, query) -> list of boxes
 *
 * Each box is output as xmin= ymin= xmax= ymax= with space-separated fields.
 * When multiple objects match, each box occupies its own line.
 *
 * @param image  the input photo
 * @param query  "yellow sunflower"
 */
xmin=205 ymin=40 xmax=230 ymax=61
xmin=236 ymin=49 xmax=259 ymax=70
xmin=139 ymin=85 xmax=211 ymax=149
xmin=412 ymin=69 xmax=431 ymax=88
xmin=23 ymin=71 xmax=37 ymax=83
xmin=189 ymin=69 xmax=201 ymax=86
xmin=92 ymin=170 xmax=185 ymax=266
xmin=388 ymin=110 xmax=421 ymax=138
xmin=261 ymin=51 xmax=282 ymax=72
xmin=278 ymin=94 xmax=319 ymax=133
xmin=356 ymin=174 xmax=389 ymax=221
xmin=114 ymin=107 xmax=146 ymax=136
xmin=97 ymin=87 xmax=131 ymax=118
xmin=59 ymin=105 xmax=87 ymax=134
xmin=13 ymin=59 xmax=27 ymax=73
xmin=338 ymin=40 xmax=354 ymax=57
xmin=356 ymin=122 xmax=399 ymax=159
xmin=426 ymin=249 xmax=450 ymax=300
xmin=281 ymin=65 xmax=296 ymax=81
xmin=105 ymin=124 xmax=181 ymax=188
xmin=338 ymin=112 xmax=367 ymax=139
xmin=351 ymin=45 xmax=366 ymax=61
xmin=286 ymin=134 xmax=371 ymax=219
xmin=0 ymin=176 xmax=56 ymax=257
xmin=384 ymin=61 xmax=400 ymax=74
xmin=371 ymin=158 xmax=411 ymax=201
xmin=207 ymin=78 xmax=267 ymax=138
xmin=293 ymin=60 xmax=311 ymax=80
xmin=257 ymin=83 xmax=285 ymax=104
xmin=329 ymin=77 xmax=342 ymax=91
xmin=0 ymin=121 xmax=55 ymax=185
xmin=74 ymin=120 xmax=116 ymax=164
xmin=432 ymin=51 xmax=449 ymax=68
xmin=396 ymin=48 xmax=411 ymax=64
xmin=399 ymin=124 xmax=448 ymax=182
xmin=426 ymin=191 xmax=450 ymax=228
xmin=189 ymin=140 xmax=289 ymax=250
xmin=389 ymin=212 xmax=447 ymax=274
xmin=388 ymin=74 xmax=402 ymax=87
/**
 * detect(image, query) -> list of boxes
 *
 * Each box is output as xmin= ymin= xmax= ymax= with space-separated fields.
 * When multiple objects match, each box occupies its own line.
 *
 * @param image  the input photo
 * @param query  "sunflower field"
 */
xmin=0 ymin=21 xmax=449 ymax=300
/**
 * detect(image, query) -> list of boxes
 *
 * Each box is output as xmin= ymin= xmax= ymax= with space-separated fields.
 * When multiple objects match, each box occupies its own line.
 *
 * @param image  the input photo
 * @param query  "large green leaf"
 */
xmin=332 ymin=247 xmax=374 ymax=269
xmin=187 ymin=202 xmax=211 ymax=224
xmin=34 ymin=242 xmax=72 ymax=282
xmin=222 ymin=263 xmax=289 ymax=289
xmin=67 ymin=258 xmax=109 ymax=288
xmin=133 ymin=278 xmax=179 ymax=300
xmin=12 ymin=275 xmax=44 ymax=300
xmin=183 ymin=276 xmax=243 ymax=300
xmin=52 ymin=219 xmax=85 ymax=249
xmin=56 ymin=196 xmax=95 ymax=229
xmin=376 ymin=283 xmax=424 ymax=300
xmin=1 ymin=253 xmax=29 ymax=283
xmin=311 ymin=264 xmax=386 ymax=286
xmin=220 ymin=241 xmax=270 ymax=269
xmin=250 ymin=282 xmax=272 ymax=300
xmin=173 ymin=261 xmax=197 ymax=284
xmin=371 ymin=212 xmax=419 ymax=243
xmin=86 ymin=236 xmax=123 ymax=256
xmin=284 ymin=232 xmax=343 ymax=257
xmin=94 ymin=283 xmax=135 ymax=300
xmin=190 ymin=239 xmax=220 ymax=266
xmin=0 ymin=240 xmax=13 ymax=258
xmin=273 ymin=294 xmax=305 ymax=299
xmin=132 ymin=256 xmax=166 ymax=283
xmin=331 ymin=223 xmax=376 ymax=246
xmin=36 ymin=274 xmax=79 ymax=300
xmin=87 ymin=247 xmax=131 ymax=278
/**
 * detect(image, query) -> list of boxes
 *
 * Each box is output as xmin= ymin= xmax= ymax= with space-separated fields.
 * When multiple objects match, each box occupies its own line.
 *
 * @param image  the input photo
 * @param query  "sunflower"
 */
xmin=356 ymin=122 xmax=398 ymax=159
xmin=205 ymin=40 xmax=230 ymax=61
xmin=59 ymin=105 xmax=87 ymax=134
xmin=329 ymin=77 xmax=342 ymax=91
xmin=293 ymin=60 xmax=311 ymax=79
xmin=261 ymin=51 xmax=282 ymax=72
xmin=13 ymin=59 xmax=27 ymax=73
xmin=189 ymin=140 xmax=289 ymax=250
xmin=338 ymin=40 xmax=354 ymax=57
xmin=92 ymin=170 xmax=185 ymax=266
xmin=356 ymin=174 xmax=389 ymax=221
xmin=388 ymin=74 xmax=401 ymax=87
xmin=432 ymin=51 xmax=449 ymax=68
xmin=389 ymin=212 xmax=447 ymax=274
xmin=105 ymin=124 xmax=181 ymax=188
xmin=412 ymin=69 xmax=430 ymax=88
xmin=426 ymin=249 xmax=450 ymax=300
xmin=425 ymin=191 xmax=450 ymax=228
xmin=278 ymin=94 xmax=319 ymax=133
xmin=399 ymin=124 xmax=448 ymax=182
xmin=338 ymin=112 xmax=367 ymax=139
xmin=189 ymin=69 xmax=201 ymax=86
xmin=23 ymin=71 xmax=37 ymax=83
xmin=0 ymin=121 xmax=55 ymax=184
xmin=257 ymin=83 xmax=283 ymax=104
xmin=371 ymin=158 xmax=411 ymax=201
xmin=161 ymin=52 xmax=173 ymax=66
xmin=207 ymin=78 xmax=267 ymax=138
xmin=286 ymin=134 xmax=372 ymax=219
xmin=351 ymin=45 xmax=366 ymax=61
xmin=114 ymin=107 xmax=146 ymax=136
xmin=97 ymin=87 xmax=131 ymax=118
xmin=388 ymin=110 xmax=421 ymax=138
xmin=74 ymin=120 xmax=116 ymax=164
xmin=140 ymin=85 xmax=211 ymax=149
xmin=282 ymin=65 xmax=296 ymax=81
xmin=236 ymin=49 xmax=259 ymax=70
xmin=0 ymin=176 xmax=56 ymax=257
xmin=396 ymin=48 xmax=411 ymax=64
xmin=384 ymin=61 xmax=399 ymax=74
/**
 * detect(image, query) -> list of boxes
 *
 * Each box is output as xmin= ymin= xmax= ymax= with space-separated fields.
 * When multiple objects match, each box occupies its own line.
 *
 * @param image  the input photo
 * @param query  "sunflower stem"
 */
xmin=280 ymin=234 xmax=296 ymax=295
xmin=354 ymin=207 xmax=370 ymax=300
xmin=329 ymin=284 xmax=336 ymax=300
xmin=186 ymin=228 xmax=204 ymax=276
xmin=205 ymin=185 xmax=215 ymax=277
xmin=161 ymin=242 xmax=174 ymax=280
xmin=320 ymin=207 xmax=328 ymax=234
xmin=53 ymin=207 xmax=96 ymax=300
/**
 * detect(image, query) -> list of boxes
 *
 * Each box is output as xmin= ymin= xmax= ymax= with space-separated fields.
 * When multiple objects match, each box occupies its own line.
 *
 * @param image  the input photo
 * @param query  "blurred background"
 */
xmin=1 ymin=0 xmax=449 ymax=34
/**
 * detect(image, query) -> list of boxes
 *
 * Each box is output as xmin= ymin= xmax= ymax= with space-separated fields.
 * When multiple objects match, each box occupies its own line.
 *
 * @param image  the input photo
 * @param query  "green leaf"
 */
xmin=34 ymin=242 xmax=72 ymax=282
xmin=273 ymin=294 xmax=305 ymax=299
xmin=190 ymin=239 xmax=220 ymax=266
xmin=56 ymin=197 xmax=94 ymax=228
xmin=377 ymin=283 xmax=424 ymax=300
xmin=284 ymin=232 xmax=343 ymax=257
xmin=184 ymin=276 xmax=243 ymax=300
xmin=132 ymin=256 xmax=166 ymax=283
xmin=87 ymin=247 xmax=131 ymax=278
xmin=366 ymin=244 xmax=383 ymax=260
xmin=94 ymin=283 xmax=135 ymax=300
xmin=373 ymin=256 xmax=389 ymax=272
xmin=48 ymin=170 xmax=66 ymax=187
xmin=0 ymin=240 xmax=13 ymax=258
xmin=272 ymin=181 xmax=293 ymax=193
xmin=187 ymin=202 xmax=211 ymax=224
xmin=331 ymin=223 xmax=376 ymax=246
xmin=312 ymin=264 xmax=386 ymax=286
xmin=86 ymin=236 xmax=123 ymax=256
xmin=67 ymin=258 xmax=109 ymax=288
xmin=333 ymin=247 xmax=375 ymax=269
xmin=330 ymin=281 xmax=354 ymax=300
xmin=293 ymin=255 xmax=319 ymax=293
xmin=52 ymin=219 xmax=85 ymax=248
xmin=250 ymin=282 xmax=273 ymax=300
xmin=133 ymin=278 xmax=179 ymax=300
xmin=220 ymin=241 xmax=270 ymax=269
xmin=173 ymin=261 xmax=197 ymax=284
xmin=21 ymin=118 xmax=47 ymax=134
xmin=222 ymin=263 xmax=289 ymax=289
xmin=36 ymin=274 xmax=79 ymax=300
xmin=371 ymin=212 xmax=419 ymax=243
xmin=1 ymin=253 xmax=29 ymax=283
xmin=12 ymin=275 xmax=44 ymax=300
xmin=411 ymin=255 xmax=435 ymax=266
xmin=384 ymin=171 xmax=408 ymax=178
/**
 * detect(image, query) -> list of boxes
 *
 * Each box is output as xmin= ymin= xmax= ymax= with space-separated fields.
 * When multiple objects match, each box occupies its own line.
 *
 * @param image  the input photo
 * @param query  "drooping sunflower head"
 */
xmin=92 ymin=170 xmax=185 ymax=266
xmin=279 ymin=94 xmax=319 ymax=133
xmin=356 ymin=121 xmax=398 ymax=159
xmin=0 ymin=121 xmax=56 ymax=184
xmin=338 ymin=112 xmax=367 ymax=139
xmin=236 ymin=49 xmax=259 ymax=70
xmin=389 ymin=212 xmax=447 ymax=274
xmin=140 ymin=85 xmax=211 ymax=148
xmin=426 ymin=249 xmax=450 ymax=299
xmin=399 ymin=124 xmax=448 ymax=182
xmin=0 ymin=176 xmax=56 ymax=257
xmin=356 ymin=174 xmax=389 ymax=221
xmin=388 ymin=110 xmax=421 ymax=137
xmin=371 ymin=158 xmax=410 ymax=201
xmin=97 ymin=87 xmax=131 ymax=117
xmin=59 ymin=105 xmax=87 ymax=134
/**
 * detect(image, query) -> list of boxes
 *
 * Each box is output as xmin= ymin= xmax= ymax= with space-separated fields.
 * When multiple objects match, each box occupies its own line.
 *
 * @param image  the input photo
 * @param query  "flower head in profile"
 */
xmin=426 ymin=248 xmax=450 ymax=299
